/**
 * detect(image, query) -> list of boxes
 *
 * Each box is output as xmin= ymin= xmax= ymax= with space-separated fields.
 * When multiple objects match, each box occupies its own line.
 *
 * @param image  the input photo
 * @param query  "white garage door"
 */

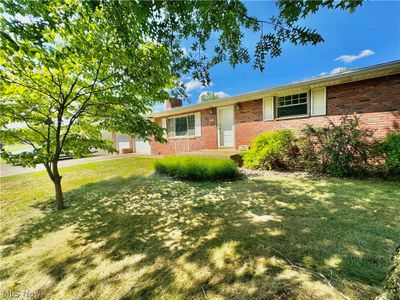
xmin=117 ymin=134 xmax=130 ymax=151
xmin=135 ymin=137 xmax=151 ymax=154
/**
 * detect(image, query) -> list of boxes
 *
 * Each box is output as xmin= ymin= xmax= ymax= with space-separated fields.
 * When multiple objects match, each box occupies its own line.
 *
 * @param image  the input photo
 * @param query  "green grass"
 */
xmin=1 ymin=157 xmax=399 ymax=299
xmin=155 ymin=156 xmax=239 ymax=181
xmin=1 ymin=144 xmax=32 ymax=164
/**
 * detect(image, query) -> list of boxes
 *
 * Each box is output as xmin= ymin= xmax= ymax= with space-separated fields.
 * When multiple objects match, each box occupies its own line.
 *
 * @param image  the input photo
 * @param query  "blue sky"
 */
xmin=161 ymin=0 xmax=400 ymax=110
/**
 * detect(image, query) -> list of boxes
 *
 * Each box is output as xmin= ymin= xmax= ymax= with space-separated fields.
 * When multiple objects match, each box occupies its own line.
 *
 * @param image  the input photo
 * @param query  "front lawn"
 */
xmin=0 ymin=157 xmax=399 ymax=299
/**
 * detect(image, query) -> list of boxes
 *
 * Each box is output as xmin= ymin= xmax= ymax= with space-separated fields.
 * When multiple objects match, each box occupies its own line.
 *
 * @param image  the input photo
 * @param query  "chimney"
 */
xmin=165 ymin=98 xmax=182 ymax=110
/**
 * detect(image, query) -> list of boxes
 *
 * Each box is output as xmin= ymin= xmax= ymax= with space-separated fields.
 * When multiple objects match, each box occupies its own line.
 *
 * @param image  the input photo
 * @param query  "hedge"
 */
xmin=154 ymin=156 xmax=239 ymax=181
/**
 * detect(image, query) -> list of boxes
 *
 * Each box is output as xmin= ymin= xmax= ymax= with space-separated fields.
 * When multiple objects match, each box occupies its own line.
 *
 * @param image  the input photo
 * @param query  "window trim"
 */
xmin=166 ymin=113 xmax=196 ymax=138
xmin=275 ymin=90 xmax=310 ymax=119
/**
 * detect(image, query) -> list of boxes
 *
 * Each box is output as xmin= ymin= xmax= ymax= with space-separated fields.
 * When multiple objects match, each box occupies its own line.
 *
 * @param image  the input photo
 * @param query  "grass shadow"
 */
xmin=1 ymin=174 xmax=399 ymax=299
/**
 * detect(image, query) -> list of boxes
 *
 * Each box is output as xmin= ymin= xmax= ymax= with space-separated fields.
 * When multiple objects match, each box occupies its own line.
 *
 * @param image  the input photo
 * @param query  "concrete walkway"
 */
xmin=0 ymin=153 xmax=153 ymax=177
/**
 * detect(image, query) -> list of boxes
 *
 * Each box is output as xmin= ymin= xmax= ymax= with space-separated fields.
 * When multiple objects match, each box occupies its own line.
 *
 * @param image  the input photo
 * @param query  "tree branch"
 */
xmin=46 ymin=65 xmax=64 ymax=102
xmin=3 ymin=55 xmax=61 ymax=104
xmin=67 ymin=71 xmax=118 ymax=106
xmin=60 ymin=57 xmax=104 ymax=150
xmin=3 ymin=77 xmax=60 ymax=105
xmin=23 ymin=120 xmax=48 ymax=142
xmin=64 ymin=73 xmax=82 ymax=105
xmin=5 ymin=131 xmax=39 ymax=151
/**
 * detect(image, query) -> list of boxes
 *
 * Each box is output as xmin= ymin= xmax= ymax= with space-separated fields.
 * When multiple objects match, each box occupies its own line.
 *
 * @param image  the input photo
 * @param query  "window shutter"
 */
xmin=194 ymin=112 xmax=201 ymax=136
xmin=311 ymin=87 xmax=326 ymax=116
xmin=263 ymin=96 xmax=274 ymax=120
xmin=161 ymin=118 xmax=167 ymax=138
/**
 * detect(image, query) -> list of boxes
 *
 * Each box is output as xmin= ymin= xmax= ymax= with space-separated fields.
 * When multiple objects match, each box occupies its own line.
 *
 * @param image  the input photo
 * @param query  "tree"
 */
xmin=0 ymin=0 xmax=363 ymax=209
xmin=0 ymin=2 xmax=170 ymax=209
xmin=199 ymin=92 xmax=227 ymax=103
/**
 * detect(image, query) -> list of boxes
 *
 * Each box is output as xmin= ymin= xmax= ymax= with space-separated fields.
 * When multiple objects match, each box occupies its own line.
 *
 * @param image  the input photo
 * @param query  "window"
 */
xmin=167 ymin=114 xmax=195 ymax=137
xmin=277 ymin=92 xmax=308 ymax=118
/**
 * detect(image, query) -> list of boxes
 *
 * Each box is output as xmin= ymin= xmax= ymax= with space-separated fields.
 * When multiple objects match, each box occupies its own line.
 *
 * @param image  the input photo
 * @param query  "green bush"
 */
xmin=242 ymin=129 xmax=299 ymax=170
xmin=154 ymin=156 xmax=239 ymax=181
xmin=301 ymin=115 xmax=373 ymax=177
xmin=382 ymin=132 xmax=400 ymax=175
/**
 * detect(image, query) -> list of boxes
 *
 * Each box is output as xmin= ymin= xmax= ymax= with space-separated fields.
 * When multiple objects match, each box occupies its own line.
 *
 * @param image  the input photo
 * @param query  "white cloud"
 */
xmin=198 ymin=91 xmax=229 ymax=103
xmin=330 ymin=67 xmax=348 ymax=75
xmin=185 ymin=79 xmax=212 ymax=92
xmin=335 ymin=49 xmax=375 ymax=63
xmin=319 ymin=72 xmax=328 ymax=76
xmin=185 ymin=79 xmax=203 ymax=91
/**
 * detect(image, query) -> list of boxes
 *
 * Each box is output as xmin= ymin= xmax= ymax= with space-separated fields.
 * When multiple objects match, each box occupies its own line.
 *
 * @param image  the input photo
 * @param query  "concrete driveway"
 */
xmin=0 ymin=153 xmax=151 ymax=177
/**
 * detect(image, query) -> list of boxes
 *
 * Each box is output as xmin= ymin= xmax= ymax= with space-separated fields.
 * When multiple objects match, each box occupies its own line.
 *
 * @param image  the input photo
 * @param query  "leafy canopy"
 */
xmin=0 ymin=0 xmax=364 ymax=168
xmin=0 ymin=1 xmax=174 ymax=167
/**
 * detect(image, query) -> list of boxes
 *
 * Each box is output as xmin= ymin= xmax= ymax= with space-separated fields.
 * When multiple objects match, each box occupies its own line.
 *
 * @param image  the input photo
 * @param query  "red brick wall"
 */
xmin=235 ymin=108 xmax=399 ymax=147
xmin=151 ymin=74 xmax=399 ymax=154
xmin=235 ymin=74 xmax=399 ymax=147
xmin=151 ymin=108 xmax=218 ymax=155
xmin=327 ymin=74 xmax=400 ymax=115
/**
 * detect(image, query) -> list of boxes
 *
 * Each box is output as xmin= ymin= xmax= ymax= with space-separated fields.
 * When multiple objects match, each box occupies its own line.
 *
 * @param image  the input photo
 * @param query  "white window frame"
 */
xmin=166 ymin=113 xmax=197 ymax=138
xmin=275 ymin=91 xmax=310 ymax=119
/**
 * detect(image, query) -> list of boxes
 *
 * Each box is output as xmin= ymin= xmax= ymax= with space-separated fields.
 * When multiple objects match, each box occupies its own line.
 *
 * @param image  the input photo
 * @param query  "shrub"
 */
xmin=382 ymin=132 xmax=400 ymax=175
xmin=154 ymin=156 xmax=239 ymax=181
xmin=300 ymin=115 xmax=374 ymax=177
xmin=242 ymin=129 xmax=299 ymax=170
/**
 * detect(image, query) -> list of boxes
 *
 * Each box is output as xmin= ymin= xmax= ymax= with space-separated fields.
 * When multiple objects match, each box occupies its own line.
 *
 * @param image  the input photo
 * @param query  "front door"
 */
xmin=217 ymin=105 xmax=235 ymax=148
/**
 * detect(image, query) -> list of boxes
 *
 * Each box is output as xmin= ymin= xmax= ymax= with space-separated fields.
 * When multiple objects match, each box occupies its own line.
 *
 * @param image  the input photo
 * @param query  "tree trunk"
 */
xmin=51 ymin=161 xmax=65 ymax=210
xmin=53 ymin=177 xmax=65 ymax=209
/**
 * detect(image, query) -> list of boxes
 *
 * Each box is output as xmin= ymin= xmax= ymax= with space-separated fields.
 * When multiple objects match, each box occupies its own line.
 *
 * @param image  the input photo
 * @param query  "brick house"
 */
xmin=134 ymin=61 xmax=400 ymax=155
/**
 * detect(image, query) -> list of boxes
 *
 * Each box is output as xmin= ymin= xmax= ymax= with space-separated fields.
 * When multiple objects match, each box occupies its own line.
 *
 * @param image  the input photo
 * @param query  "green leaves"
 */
xmin=88 ymin=0 xmax=362 ymax=74
xmin=276 ymin=0 xmax=363 ymax=25
xmin=242 ymin=129 xmax=298 ymax=170
xmin=0 ymin=0 xmax=364 ymax=170
xmin=301 ymin=115 xmax=374 ymax=177
xmin=0 ymin=0 xmax=174 ymax=168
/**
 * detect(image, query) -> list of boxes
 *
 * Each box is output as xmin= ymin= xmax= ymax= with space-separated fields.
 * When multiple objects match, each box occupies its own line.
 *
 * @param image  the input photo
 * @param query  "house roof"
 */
xmin=148 ymin=60 xmax=400 ymax=118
